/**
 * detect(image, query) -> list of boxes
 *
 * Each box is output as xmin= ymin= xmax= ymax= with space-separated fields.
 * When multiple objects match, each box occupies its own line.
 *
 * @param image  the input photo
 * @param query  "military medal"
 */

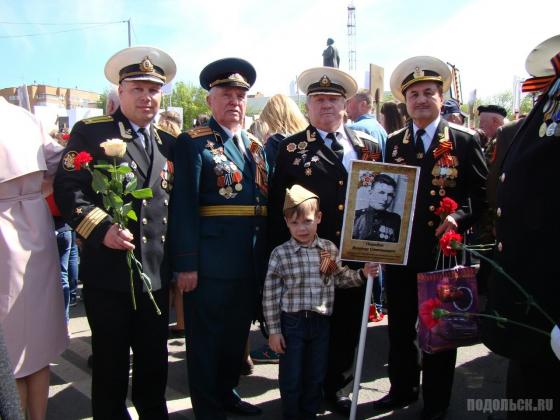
xmin=539 ymin=122 xmax=548 ymax=137
xmin=547 ymin=122 xmax=557 ymax=136
xmin=298 ymin=141 xmax=308 ymax=150
xmin=293 ymin=157 xmax=301 ymax=165
xmin=250 ymin=140 xmax=268 ymax=196
xmin=311 ymin=155 xmax=319 ymax=162
xmin=305 ymin=167 xmax=312 ymax=176
xmin=287 ymin=143 xmax=297 ymax=152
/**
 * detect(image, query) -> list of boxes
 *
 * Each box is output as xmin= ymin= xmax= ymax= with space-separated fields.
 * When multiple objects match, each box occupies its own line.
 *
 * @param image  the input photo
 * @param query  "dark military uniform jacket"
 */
xmin=385 ymin=118 xmax=488 ymax=268
xmin=352 ymin=207 xmax=401 ymax=242
xmin=269 ymin=125 xmax=382 ymax=250
xmin=169 ymin=117 xmax=268 ymax=282
xmin=54 ymin=108 xmax=176 ymax=292
xmin=483 ymin=76 xmax=560 ymax=362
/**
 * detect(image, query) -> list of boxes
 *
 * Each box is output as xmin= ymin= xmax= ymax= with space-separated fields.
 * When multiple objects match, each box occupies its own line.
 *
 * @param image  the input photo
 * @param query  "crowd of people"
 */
xmin=0 ymin=34 xmax=559 ymax=420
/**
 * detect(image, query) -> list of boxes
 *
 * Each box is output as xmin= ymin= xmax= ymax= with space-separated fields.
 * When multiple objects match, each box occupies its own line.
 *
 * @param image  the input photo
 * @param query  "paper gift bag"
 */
xmin=417 ymin=265 xmax=479 ymax=353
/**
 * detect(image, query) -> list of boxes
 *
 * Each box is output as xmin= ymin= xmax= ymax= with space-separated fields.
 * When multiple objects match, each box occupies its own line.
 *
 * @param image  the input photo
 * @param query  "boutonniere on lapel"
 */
xmin=431 ymin=127 xmax=458 ymax=195
xmin=249 ymin=140 xmax=268 ymax=196
xmin=118 ymin=121 xmax=134 ymax=140
xmin=360 ymin=147 xmax=381 ymax=162
xmin=206 ymin=140 xmax=243 ymax=199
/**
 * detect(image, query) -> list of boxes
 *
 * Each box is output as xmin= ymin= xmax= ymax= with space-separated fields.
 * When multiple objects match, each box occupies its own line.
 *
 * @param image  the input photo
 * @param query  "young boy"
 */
xmin=263 ymin=184 xmax=378 ymax=419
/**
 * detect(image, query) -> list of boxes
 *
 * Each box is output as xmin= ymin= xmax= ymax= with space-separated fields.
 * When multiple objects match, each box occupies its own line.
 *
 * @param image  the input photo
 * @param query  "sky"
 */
xmin=1 ymin=0 xmax=558 ymax=101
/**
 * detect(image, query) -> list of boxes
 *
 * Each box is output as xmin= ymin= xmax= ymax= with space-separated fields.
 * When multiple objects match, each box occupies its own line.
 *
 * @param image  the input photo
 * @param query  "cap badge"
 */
xmin=140 ymin=56 xmax=154 ymax=73
xmin=319 ymin=75 xmax=332 ymax=87
xmin=413 ymin=67 xmax=424 ymax=79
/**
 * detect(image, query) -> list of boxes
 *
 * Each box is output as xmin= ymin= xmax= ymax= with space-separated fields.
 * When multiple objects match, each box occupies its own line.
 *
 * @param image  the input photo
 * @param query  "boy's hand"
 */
xmin=268 ymin=333 xmax=286 ymax=354
xmin=363 ymin=262 xmax=380 ymax=278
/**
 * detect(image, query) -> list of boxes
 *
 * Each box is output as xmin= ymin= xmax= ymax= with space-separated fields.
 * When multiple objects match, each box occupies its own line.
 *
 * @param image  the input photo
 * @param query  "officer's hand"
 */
xmin=102 ymin=224 xmax=135 ymax=251
xmin=177 ymin=271 xmax=198 ymax=293
xmin=268 ymin=333 xmax=286 ymax=354
xmin=435 ymin=215 xmax=458 ymax=237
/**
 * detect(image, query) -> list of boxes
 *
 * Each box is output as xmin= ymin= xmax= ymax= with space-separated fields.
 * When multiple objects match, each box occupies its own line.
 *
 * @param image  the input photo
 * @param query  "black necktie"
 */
xmin=327 ymin=132 xmax=344 ymax=161
xmin=137 ymin=127 xmax=152 ymax=159
xmin=415 ymin=128 xmax=426 ymax=160
xmin=233 ymin=135 xmax=247 ymax=159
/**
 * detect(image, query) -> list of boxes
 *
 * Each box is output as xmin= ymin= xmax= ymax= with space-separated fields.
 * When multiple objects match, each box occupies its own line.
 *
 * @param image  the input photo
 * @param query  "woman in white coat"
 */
xmin=0 ymin=97 xmax=68 ymax=419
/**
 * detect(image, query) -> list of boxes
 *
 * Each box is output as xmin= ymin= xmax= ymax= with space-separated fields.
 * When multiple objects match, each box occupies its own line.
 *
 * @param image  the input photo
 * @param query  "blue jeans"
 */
xmin=56 ymin=229 xmax=79 ymax=322
xmin=279 ymin=311 xmax=330 ymax=420
xmin=68 ymin=231 xmax=79 ymax=302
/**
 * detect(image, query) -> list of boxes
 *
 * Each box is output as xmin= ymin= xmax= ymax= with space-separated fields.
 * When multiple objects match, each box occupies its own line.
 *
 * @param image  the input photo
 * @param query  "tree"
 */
xmin=97 ymin=89 xmax=109 ymax=111
xmin=168 ymin=81 xmax=210 ymax=129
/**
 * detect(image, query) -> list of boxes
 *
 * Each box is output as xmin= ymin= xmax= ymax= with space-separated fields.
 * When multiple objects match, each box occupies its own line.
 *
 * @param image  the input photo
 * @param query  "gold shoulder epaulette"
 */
xmin=388 ymin=126 xmax=407 ymax=138
xmin=82 ymin=115 xmax=114 ymax=125
xmin=247 ymin=132 xmax=262 ymax=146
xmin=187 ymin=126 xmax=213 ymax=138
xmin=448 ymin=122 xmax=476 ymax=135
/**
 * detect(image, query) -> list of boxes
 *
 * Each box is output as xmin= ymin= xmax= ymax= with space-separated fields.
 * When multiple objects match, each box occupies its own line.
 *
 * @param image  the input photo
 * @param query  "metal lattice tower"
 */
xmin=347 ymin=2 xmax=356 ymax=72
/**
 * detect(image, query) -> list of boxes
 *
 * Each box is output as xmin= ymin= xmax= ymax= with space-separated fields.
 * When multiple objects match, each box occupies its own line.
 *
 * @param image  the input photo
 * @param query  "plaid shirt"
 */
xmin=263 ymin=235 xmax=364 ymax=335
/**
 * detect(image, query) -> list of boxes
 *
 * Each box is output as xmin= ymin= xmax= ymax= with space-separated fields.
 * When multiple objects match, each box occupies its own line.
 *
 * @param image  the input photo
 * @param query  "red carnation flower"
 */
xmin=439 ymin=230 xmax=463 ymax=256
xmin=74 ymin=151 xmax=93 ymax=171
xmin=62 ymin=133 xmax=70 ymax=141
xmin=434 ymin=197 xmax=459 ymax=217
xmin=419 ymin=298 xmax=442 ymax=329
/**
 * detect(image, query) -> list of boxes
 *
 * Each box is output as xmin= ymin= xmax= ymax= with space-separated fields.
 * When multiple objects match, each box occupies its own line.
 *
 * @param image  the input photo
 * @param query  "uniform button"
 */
xmin=430 ymin=190 xmax=436 ymax=196
xmin=428 ymin=221 xmax=434 ymax=227
xmin=142 ymin=218 xmax=148 ymax=225
xmin=161 ymin=235 xmax=166 ymax=243
xmin=429 ymin=205 xmax=435 ymax=212
xmin=500 ymin=173 xmax=506 ymax=183
xmin=164 ymin=199 xmax=169 ymax=206
xmin=142 ymin=199 xmax=147 ymax=207
xmin=338 ymin=204 xmax=344 ymax=211
xmin=338 ymin=180 xmax=344 ymax=186
xmin=336 ymin=230 xmax=341 ymax=236
xmin=496 ymin=208 xmax=502 ymax=217
xmin=256 ymin=197 xmax=260 ymax=203
xmin=142 ymin=236 xmax=147 ymax=244
xmin=497 ymin=242 xmax=503 ymax=252
xmin=162 ymin=217 xmax=167 ymax=224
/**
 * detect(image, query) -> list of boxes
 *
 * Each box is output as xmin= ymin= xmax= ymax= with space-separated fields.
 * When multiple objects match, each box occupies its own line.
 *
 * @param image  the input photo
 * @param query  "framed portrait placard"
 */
xmin=339 ymin=160 xmax=420 ymax=265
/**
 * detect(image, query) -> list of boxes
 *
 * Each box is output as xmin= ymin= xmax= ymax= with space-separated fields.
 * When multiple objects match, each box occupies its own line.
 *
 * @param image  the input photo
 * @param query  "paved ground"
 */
xmin=46 ymin=298 xmax=508 ymax=419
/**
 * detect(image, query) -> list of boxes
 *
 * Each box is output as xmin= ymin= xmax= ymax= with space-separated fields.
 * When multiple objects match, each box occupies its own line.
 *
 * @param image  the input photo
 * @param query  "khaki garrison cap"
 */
xmin=283 ymin=185 xmax=319 ymax=211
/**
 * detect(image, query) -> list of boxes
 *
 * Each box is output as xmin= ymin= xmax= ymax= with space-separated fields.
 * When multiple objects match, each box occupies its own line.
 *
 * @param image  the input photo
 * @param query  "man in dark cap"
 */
xmin=322 ymin=38 xmax=340 ymax=68
xmin=269 ymin=66 xmax=382 ymax=415
xmin=441 ymin=98 xmax=467 ymax=125
xmin=377 ymin=56 xmax=488 ymax=420
xmin=477 ymin=104 xmax=507 ymax=141
xmin=169 ymin=57 xmax=267 ymax=419
xmin=54 ymin=46 xmax=177 ymax=418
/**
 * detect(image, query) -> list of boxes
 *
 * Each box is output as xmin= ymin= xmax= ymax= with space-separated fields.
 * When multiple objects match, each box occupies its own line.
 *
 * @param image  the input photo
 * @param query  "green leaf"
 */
xmin=130 ymin=188 xmax=153 ymax=199
xmin=93 ymin=164 xmax=113 ymax=170
xmin=108 ymin=191 xmax=124 ymax=210
xmin=124 ymin=177 xmax=138 ymax=195
xmin=102 ymin=195 xmax=112 ymax=211
xmin=91 ymin=170 xmax=109 ymax=193
xmin=116 ymin=165 xmax=132 ymax=174
xmin=126 ymin=208 xmax=138 ymax=221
